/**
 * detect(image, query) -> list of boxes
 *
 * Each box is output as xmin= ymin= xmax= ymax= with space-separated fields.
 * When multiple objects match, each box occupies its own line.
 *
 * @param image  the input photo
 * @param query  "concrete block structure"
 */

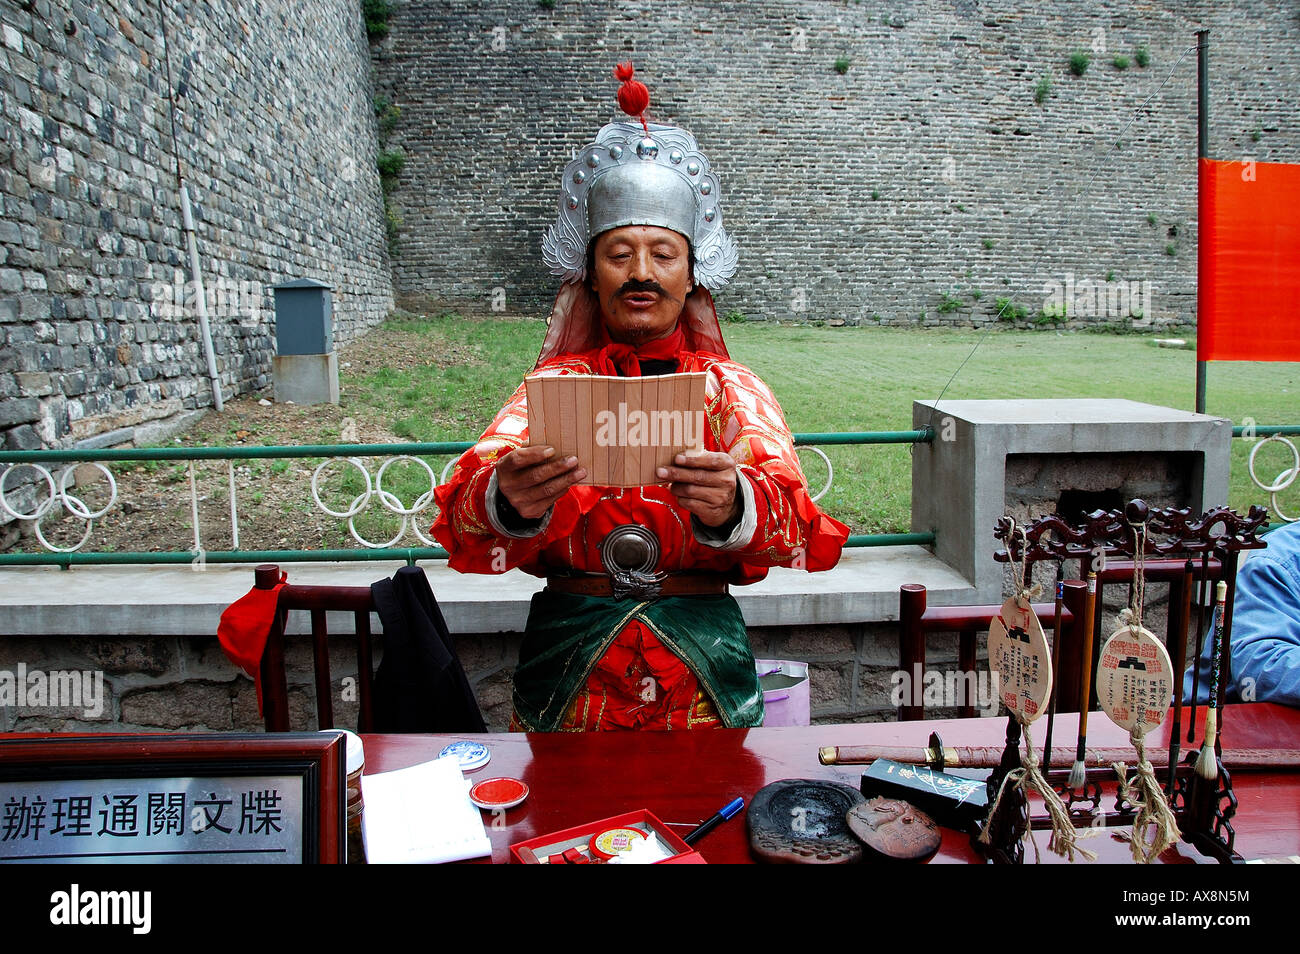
xmin=911 ymin=399 xmax=1233 ymax=602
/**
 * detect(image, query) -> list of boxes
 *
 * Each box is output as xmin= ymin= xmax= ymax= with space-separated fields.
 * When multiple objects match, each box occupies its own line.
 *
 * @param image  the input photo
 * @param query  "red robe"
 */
xmin=432 ymin=347 xmax=847 ymax=583
xmin=432 ymin=292 xmax=848 ymax=729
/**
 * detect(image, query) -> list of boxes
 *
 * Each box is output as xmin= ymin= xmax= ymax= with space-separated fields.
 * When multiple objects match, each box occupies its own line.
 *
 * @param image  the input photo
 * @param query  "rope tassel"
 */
xmin=1113 ymin=726 xmax=1181 ymax=864
xmin=982 ymin=520 xmax=1092 ymax=861
xmin=1095 ymin=520 xmax=1183 ymax=862
xmin=980 ymin=722 xmax=1096 ymax=863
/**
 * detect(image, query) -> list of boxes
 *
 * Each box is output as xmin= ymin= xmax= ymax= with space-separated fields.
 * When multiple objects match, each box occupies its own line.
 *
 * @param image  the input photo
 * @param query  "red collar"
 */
xmin=591 ymin=322 xmax=685 ymax=376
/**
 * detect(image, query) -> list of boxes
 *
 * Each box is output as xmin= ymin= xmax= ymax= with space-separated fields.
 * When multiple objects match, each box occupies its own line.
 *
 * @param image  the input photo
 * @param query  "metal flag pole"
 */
xmin=1195 ymin=29 xmax=1209 ymax=415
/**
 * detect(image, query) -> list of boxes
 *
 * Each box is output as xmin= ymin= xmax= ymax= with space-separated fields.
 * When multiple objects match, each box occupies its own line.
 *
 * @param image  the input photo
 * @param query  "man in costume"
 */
xmin=433 ymin=65 xmax=848 ymax=731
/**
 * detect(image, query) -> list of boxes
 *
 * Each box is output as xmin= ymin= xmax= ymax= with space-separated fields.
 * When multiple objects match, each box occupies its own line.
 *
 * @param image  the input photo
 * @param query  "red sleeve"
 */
xmin=431 ymin=361 xmax=587 ymax=574
xmin=705 ymin=359 xmax=849 ymax=572
xmin=432 ymin=380 xmax=545 ymax=573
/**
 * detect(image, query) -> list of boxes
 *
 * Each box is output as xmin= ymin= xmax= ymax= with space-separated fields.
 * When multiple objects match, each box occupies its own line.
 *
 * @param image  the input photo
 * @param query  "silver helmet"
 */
xmin=542 ymin=120 xmax=739 ymax=290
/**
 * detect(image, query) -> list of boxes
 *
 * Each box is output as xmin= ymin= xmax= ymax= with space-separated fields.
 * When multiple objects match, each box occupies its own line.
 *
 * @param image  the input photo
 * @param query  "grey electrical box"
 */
xmin=272 ymin=278 xmax=334 ymax=355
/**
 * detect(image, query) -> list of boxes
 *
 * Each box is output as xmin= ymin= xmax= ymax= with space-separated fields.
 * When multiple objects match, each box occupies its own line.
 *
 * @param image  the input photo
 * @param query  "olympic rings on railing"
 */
xmin=1248 ymin=435 xmax=1299 ymax=494
xmin=375 ymin=456 xmax=437 ymax=516
xmin=312 ymin=455 xmax=443 ymax=548
xmin=310 ymin=458 xmax=372 ymax=519
xmin=796 ymin=446 xmax=834 ymax=503
xmin=0 ymin=461 xmax=117 ymax=552
xmin=59 ymin=462 xmax=117 ymax=520
xmin=1247 ymin=435 xmax=1299 ymax=523
xmin=1271 ymin=470 xmax=1298 ymax=523
xmin=0 ymin=463 xmax=56 ymax=521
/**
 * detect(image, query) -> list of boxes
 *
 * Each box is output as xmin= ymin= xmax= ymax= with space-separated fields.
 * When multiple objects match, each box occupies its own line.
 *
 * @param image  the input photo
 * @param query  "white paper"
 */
xmin=360 ymin=756 xmax=491 ymax=864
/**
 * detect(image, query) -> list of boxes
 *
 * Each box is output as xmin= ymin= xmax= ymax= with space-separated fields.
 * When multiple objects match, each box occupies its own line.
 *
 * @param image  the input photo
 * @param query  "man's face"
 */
xmin=589 ymin=225 xmax=693 ymax=345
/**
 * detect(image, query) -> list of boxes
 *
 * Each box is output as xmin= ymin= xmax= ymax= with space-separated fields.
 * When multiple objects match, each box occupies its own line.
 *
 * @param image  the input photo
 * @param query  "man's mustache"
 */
xmin=616 ymin=279 xmax=671 ymax=297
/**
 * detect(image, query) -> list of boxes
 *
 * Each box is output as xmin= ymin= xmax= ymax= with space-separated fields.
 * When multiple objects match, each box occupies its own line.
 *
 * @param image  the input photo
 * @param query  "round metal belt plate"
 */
xmin=601 ymin=525 xmax=660 ymax=575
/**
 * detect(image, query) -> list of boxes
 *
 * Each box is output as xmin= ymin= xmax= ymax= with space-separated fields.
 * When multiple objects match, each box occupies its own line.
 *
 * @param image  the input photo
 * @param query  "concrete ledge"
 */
xmin=0 ymin=546 xmax=974 ymax=638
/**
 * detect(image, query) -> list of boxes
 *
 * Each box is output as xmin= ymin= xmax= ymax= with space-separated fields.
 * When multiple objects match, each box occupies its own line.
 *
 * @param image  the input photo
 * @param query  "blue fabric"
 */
xmin=1183 ymin=521 xmax=1300 ymax=706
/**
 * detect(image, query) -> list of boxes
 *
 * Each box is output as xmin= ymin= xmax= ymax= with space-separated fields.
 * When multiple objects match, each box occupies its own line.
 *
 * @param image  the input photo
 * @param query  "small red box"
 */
xmin=509 ymin=809 xmax=706 ymax=864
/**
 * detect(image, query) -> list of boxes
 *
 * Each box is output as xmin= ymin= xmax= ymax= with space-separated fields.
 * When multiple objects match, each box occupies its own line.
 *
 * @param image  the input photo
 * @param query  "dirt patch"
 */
xmin=13 ymin=326 xmax=470 ymax=557
xmin=340 ymin=321 xmax=479 ymax=376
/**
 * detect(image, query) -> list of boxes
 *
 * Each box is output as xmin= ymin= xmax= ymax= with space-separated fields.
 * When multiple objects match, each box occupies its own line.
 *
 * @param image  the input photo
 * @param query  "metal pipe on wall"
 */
xmin=179 ymin=182 xmax=223 ymax=411
xmin=157 ymin=0 xmax=224 ymax=412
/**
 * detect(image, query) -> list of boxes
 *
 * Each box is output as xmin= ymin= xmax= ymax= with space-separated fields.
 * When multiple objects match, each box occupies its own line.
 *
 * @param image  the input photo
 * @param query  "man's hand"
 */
xmin=496 ymin=446 xmax=586 ymax=519
xmin=657 ymin=450 xmax=741 ymax=528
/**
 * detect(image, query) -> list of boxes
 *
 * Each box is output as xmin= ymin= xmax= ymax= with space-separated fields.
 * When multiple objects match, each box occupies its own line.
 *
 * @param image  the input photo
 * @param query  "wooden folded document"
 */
xmin=525 ymin=372 xmax=706 ymax=487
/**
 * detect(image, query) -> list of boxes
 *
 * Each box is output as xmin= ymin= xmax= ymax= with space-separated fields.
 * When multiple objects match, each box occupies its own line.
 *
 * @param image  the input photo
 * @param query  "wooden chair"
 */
xmin=897 ymin=583 xmax=1080 ymax=721
xmin=253 ymin=563 xmax=378 ymax=732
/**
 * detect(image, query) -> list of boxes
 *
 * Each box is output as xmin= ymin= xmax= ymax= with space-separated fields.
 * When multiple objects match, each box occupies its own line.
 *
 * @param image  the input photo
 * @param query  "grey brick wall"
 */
xmin=4 ymin=0 xmax=1296 ymax=450
xmin=0 ymin=622 xmax=936 ymax=732
xmin=374 ymin=0 xmax=1298 ymax=325
xmin=0 ymin=0 xmax=394 ymax=454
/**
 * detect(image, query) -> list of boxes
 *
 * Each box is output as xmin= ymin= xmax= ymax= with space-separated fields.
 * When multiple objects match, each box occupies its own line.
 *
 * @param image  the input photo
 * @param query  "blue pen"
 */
xmin=683 ymin=797 xmax=745 ymax=846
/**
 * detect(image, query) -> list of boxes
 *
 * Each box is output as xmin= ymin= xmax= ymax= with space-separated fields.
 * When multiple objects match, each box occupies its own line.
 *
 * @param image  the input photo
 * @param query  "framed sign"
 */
xmin=0 ymin=733 xmax=344 ymax=864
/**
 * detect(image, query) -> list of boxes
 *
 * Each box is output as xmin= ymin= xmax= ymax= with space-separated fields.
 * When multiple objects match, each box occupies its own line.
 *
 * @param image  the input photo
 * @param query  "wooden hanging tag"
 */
xmin=988 ymin=596 xmax=1053 ymax=724
xmin=1096 ymin=624 xmax=1175 ymax=733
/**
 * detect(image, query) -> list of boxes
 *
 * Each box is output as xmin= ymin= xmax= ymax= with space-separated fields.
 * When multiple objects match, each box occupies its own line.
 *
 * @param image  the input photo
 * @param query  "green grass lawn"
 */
xmin=341 ymin=313 xmax=1300 ymax=534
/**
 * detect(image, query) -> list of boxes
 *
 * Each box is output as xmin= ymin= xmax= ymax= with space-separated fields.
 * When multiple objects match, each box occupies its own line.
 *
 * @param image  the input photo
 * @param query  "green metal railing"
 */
xmin=1232 ymin=425 xmax=1300 ymax=437
xmin=2 ymin=421 xmax=1294 ymax=568
xmin=0 ymin=441 xmax=476 ymax=464
xmin=0 ymin=429 xmax=938 ymax=567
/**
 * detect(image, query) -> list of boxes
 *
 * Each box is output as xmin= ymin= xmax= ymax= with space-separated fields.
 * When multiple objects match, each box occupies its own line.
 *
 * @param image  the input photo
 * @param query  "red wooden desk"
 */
xmin=363 ymin=703 xmax=1300 ymax=864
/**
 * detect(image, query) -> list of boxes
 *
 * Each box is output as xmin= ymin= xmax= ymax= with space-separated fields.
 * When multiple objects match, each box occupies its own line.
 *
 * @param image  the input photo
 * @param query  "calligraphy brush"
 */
xmin=1040 ymin=563 xmax=1065 ymax=772
xmin=1069 ymin=568 xmax=1098 ymax=790
xmin=1187 ymin=551 xmax=1210 ymax=743
xmin=1196 ymin=581 xmax=1228 ymax=781
xmin=1167 ymin=559 xmax=1194 ymax=790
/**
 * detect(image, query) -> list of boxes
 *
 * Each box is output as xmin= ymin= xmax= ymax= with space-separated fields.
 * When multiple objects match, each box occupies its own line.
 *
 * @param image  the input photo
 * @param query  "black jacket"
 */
xmin=370 ymin=565 xmax=487 ymax=733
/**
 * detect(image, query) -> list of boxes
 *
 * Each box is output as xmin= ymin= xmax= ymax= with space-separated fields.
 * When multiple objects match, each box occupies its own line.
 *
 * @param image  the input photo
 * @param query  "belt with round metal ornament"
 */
xmin=600 ymin=525 xmax=666 ymax=600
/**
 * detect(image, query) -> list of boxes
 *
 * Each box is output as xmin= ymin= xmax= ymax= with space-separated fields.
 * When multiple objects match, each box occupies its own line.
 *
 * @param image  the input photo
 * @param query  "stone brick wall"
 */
xmin=374 ymin=0 xmax=1298 ymax=326
xmin=0 ymin=0 xmax=394 ymax=459
xmin=0 ymin=623 xmax=964 ymax=732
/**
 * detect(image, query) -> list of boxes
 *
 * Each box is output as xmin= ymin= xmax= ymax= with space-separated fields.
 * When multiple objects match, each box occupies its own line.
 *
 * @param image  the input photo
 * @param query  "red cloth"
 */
xmin=217 ymin=570 xmax=286 ymax=714
xmin=1198 ymin=157 xmax=1300 ymax=362
xmin=592 ymin=323 xmax=685 ymax=376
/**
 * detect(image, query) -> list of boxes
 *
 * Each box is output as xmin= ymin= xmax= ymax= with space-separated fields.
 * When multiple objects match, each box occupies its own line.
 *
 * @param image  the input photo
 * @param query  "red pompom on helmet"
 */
xmin=614 ymin=62 xmax=650 ymax=133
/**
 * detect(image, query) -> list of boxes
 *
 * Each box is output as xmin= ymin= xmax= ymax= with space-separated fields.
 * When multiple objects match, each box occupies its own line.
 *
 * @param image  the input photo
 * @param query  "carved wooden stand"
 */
xmin=974 ymin=500 xmax=1266 ymax=864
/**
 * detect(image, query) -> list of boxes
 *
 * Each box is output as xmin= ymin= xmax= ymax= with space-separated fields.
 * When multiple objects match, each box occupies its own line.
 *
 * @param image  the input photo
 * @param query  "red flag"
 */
xmin=1198 ymin=157 xmax=1300 ymax=361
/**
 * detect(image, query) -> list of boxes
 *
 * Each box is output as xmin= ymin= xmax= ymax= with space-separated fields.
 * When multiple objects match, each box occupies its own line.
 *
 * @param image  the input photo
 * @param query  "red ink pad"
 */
xmin=469 ymin=776 xmax=530 ymax=811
